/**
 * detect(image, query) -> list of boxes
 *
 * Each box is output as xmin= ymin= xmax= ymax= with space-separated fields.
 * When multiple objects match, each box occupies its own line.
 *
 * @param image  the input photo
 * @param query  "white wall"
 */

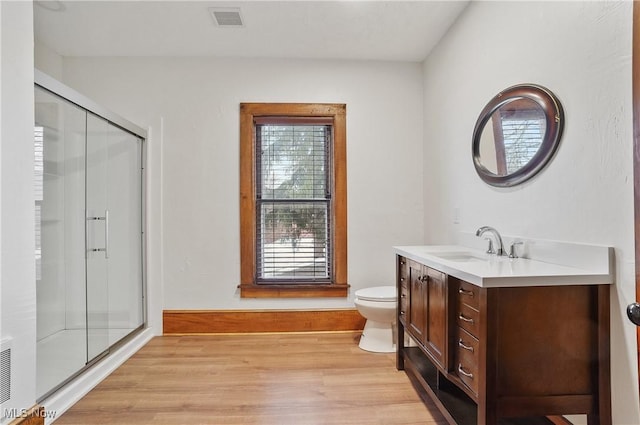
xmin=60 ymin=57 xmax=425 ymax=310
xmin=0 ymin=0 xmax=36 ymax=421
xmin=34 ymin=42 xmax=63 ymax=81
xmin=422 ymin=1 xmax=637 ymax=424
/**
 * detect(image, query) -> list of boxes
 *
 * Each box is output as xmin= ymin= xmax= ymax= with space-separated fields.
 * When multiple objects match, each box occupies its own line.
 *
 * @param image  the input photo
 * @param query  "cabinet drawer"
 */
xmin=455 ymin=327 xmax=479 ymax=395
xmin=457 ymin=302 xmax=480 ymax=337
xmin=457 ymin=279 xmax=479 ymax=310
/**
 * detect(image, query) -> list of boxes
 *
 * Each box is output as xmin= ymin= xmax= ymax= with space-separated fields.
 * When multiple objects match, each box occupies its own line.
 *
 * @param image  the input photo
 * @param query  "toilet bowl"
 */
xmin=354 ymin=286 xmax=397 ymax=353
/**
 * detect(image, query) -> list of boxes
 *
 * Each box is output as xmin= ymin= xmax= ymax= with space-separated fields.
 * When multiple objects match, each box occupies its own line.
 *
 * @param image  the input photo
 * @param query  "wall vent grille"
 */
xmin=0 ymin=346 xmax=11 ymax=404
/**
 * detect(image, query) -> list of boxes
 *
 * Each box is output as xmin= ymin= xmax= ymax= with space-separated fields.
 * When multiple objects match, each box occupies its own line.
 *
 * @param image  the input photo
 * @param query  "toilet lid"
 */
xmin=355 ymin=286 xmax=396 ymax=302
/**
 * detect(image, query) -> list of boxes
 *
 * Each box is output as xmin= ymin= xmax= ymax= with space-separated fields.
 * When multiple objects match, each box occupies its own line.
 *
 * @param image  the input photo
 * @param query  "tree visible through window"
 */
xmin=256 ymin=123 xmax=331 ymax=281
xmin=239 ymin=103 xmax=347 ymax=298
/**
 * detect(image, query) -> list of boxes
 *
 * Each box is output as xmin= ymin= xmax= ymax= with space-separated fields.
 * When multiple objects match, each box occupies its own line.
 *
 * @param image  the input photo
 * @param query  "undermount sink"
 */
xmin=431 ymin=251 xmax=487 ymax=262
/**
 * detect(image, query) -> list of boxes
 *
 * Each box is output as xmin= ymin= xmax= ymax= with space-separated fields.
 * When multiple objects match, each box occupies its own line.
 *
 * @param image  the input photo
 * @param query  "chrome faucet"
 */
xmin=475 ymin=226 xmax=504 ymax=256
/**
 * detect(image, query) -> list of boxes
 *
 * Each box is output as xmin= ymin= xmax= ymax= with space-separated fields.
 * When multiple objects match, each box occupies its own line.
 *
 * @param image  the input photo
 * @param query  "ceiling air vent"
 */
xmin=209 ymin=7 xmax=244 ymax=27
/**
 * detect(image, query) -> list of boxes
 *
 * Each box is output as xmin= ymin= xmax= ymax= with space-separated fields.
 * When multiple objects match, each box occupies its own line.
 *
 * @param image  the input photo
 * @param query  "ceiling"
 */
xmin=34 ymin=1 xmax=469 ymax=62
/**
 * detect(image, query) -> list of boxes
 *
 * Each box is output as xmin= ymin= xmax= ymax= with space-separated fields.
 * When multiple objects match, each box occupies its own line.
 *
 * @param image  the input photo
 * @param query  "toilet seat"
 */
xmin=355 ymin=286 xmax=396 ymax=302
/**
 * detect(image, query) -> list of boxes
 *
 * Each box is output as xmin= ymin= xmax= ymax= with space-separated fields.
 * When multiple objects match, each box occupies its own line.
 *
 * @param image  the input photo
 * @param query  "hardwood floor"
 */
xmin=54 ymin=332 xmax=446 ymax=425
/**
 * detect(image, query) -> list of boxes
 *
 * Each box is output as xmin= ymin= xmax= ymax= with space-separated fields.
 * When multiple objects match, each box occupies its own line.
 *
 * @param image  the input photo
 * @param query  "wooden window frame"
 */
xmin=239 ymin=103 xmax=348 ymax=298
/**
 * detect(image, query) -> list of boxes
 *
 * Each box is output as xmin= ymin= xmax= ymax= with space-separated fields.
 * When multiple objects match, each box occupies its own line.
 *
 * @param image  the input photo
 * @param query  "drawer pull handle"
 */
xmin=400 ymin=277 xmax=405 ymax=282
xmin=401 ymin=294 xmax=406 ymax=298
xmin=400 ymin=261 xmax=406 ymax=265
xmin=458 ymin=364 xmax=474 ymax=379
xmin=459 ymin=288 xmax=474 ymax=297
xmin=458 ymin=339 xmax=474 ymax=352
xmin=458 ymin=313 xmax=475 ymax=324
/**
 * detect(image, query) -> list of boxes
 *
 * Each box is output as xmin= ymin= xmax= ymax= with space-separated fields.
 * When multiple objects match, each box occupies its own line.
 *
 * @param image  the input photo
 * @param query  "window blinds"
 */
xmin=255 ymin=123 xmax=331 ymax=283
xmin=500 ymin=109 xmax=546 ymax=174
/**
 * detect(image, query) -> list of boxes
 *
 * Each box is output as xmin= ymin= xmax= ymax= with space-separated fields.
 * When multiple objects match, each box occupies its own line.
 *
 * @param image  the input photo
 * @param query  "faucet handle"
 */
xmin=484 ymin=237 xmax=495 ymax=254
xmin=509 ymin=241 xmax=524 ymax=259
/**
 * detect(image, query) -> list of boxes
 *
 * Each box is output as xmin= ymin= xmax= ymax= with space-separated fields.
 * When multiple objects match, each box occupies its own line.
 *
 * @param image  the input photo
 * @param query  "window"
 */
xmin=256 ymin=121 xmax=331 ymax=281
xmin=239 ymin=103 xmax=347 ymax=298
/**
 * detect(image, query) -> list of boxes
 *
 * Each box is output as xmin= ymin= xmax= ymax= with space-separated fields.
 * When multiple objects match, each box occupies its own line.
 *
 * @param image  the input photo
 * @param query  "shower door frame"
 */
xmin=34 ymin=69 xmax=148 ymax=401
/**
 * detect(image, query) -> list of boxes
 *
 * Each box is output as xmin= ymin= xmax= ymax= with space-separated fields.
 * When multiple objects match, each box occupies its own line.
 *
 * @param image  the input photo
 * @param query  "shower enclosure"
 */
xmin=34 ymin=71 xmax=146 ymax=400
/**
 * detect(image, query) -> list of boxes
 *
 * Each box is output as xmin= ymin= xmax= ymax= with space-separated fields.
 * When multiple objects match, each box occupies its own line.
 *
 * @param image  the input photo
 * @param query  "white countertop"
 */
xmin=393 ymin=245 xmax=614 ymax=288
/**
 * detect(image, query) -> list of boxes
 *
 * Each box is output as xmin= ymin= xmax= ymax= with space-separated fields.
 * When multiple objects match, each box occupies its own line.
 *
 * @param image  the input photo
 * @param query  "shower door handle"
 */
xmin=87 ymin=209 xmax=109 ymax=259
xmin=104 ymin=209 xmax=109 ymax=259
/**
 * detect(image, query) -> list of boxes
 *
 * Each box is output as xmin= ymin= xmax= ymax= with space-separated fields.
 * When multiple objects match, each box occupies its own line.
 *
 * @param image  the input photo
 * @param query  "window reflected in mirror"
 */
xmin=479 ymin=98 xmax=546 ymax=176
xmin=472 ymin=84 xmax=563 ymax=187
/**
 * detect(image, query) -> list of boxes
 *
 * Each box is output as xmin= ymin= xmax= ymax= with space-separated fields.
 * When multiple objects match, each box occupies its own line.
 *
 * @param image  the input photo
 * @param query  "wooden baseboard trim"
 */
xmin=163 ymin=308 xmax=366 ymax=334
xmin=8 ymin=405 xmax=45 ymax=425
xmin=546 ymin=416 xmax=573 ymax=425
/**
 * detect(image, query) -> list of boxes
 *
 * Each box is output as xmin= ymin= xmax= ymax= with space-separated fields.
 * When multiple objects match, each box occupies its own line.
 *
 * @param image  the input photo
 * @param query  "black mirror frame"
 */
xmin=472 ymin=84 xmax=564 ymax=187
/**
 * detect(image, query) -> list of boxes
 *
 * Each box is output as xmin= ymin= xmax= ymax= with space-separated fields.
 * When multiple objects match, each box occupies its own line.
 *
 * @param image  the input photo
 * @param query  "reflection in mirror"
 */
xmin=472 ymin=84 xmax=563 ymax=187
xmin=479 ymin=98 xmax=546 ymax=176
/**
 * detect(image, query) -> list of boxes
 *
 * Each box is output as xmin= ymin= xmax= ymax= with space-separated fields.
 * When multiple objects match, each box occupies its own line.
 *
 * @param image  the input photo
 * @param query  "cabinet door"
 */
xmin=424 ymin=268 xmax=447 ymax=369
xmin=407 ymin=260 xmax=426 ymax=342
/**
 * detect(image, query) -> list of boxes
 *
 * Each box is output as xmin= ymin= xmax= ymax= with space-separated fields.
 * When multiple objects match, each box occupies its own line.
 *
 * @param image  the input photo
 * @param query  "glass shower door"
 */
xmin=105 ymin=125 xmax=143 ymax=344
xmin=35 ymin=77 xmax=145 ymax=401
xmin=86 ymin=113 xmax=143 ymax=352
xmin=85 ymin=113 xmax=111 ymax=361
xmin=35 ymin=87 xmax=89 ymax=398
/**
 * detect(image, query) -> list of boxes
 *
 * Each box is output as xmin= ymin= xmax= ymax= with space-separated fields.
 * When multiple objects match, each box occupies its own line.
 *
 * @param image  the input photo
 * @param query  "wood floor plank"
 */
xmin=54 ymin=333 xmax=447 ymax=425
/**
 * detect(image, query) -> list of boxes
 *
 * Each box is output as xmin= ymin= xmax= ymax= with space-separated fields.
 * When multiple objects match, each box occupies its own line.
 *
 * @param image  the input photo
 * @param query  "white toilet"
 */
xmin=354 ymin=286 xmax=397 ymax=353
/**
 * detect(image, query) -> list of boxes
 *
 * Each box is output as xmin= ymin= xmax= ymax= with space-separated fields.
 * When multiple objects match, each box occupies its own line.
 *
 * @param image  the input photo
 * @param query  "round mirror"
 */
xmin=472 ymin=84 xmax=564 ymax=187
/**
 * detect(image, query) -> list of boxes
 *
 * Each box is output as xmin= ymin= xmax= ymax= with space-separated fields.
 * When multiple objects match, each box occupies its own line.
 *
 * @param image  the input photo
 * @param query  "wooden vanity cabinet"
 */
xmin=405 ymin=258 xmax=447 ymax=370
xmin=396 ymin=255 xmax=611 ymax=425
